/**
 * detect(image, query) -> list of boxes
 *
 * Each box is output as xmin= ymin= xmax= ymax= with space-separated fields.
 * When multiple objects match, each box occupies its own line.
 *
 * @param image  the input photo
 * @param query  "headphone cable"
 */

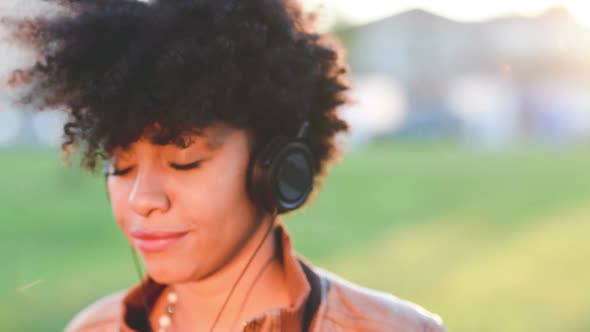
xmin=208 ymin=209 xmax=278 ymax=332
xmin=130 ymin=209 xmax=278 ymax=332
xmin=130 ymin=246 xmax=153 ymax=332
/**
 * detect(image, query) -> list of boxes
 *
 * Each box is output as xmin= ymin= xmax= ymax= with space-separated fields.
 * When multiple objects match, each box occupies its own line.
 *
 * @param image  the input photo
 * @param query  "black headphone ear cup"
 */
xmin=248 ymin=137 xmax=315 ymax=214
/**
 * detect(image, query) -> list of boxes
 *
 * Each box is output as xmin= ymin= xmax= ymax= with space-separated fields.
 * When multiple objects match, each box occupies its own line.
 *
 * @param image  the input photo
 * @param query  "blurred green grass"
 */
xmin=2 ymin=142 xmax=590 ymax=332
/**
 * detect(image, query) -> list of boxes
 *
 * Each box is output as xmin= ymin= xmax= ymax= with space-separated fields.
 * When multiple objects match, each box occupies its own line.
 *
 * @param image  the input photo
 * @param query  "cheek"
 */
xmin=171 ymin=153 xmax=255 ymax=256
xmin=174 ymin=163 xmax=250 ymax=225
xmin=177 ymin=142 xmax=252 ymax=216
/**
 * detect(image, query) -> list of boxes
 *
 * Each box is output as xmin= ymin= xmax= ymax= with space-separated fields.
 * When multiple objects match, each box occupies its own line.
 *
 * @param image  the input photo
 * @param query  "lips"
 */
xmin=130 ymin=229 xmax=188 ymax=253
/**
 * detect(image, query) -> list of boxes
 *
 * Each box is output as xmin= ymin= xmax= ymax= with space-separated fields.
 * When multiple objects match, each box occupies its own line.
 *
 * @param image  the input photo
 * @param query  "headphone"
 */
xmin=104 ymin=120 xmax=316 ymax=215
xmin=247 ymin=120 xmax=316 ymax=214
xmin=102 ymin=121 xmax=315 ymax=331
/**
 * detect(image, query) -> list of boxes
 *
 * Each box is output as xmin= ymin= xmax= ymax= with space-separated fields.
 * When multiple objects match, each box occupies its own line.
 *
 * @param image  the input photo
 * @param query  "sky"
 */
xmin=3 ymin=1 xmax=589 ymax=28
xmin=301 ymin=0 xmax=590 ymax=29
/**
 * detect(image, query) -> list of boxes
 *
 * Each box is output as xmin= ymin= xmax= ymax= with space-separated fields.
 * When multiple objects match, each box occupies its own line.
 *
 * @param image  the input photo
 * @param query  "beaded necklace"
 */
xmin=155 ymin=212 xmax=277 ymax=332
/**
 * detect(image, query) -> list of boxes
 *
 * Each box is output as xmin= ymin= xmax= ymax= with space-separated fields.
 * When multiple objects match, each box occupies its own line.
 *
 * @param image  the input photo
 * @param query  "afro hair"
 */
xmin=3 ymin=0 xmax=350 ymax=183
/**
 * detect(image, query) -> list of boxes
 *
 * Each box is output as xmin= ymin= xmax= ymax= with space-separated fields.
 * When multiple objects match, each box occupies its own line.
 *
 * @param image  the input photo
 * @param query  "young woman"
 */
xmin=4 ymin=0 xmax=446 ymax=331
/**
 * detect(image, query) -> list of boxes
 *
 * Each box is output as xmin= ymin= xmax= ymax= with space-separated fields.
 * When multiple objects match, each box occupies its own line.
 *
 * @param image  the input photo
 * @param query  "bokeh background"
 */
xmin=2 ymin=1 xmax=590 ymax=331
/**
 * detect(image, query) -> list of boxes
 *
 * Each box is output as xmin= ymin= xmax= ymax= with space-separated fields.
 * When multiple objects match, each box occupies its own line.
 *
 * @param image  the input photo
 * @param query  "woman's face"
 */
xmin=106 ymin=125 xmax=261 ymax=284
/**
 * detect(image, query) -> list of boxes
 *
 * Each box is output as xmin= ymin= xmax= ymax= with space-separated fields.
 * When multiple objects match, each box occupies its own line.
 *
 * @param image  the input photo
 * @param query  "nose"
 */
xmin=128 ymin=168 xmax=170 ymax=217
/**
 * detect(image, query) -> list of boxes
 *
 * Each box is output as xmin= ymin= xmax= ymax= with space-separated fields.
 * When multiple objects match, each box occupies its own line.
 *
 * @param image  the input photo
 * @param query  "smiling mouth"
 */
xmin=130 ymin=230 xmax=188 ymax=253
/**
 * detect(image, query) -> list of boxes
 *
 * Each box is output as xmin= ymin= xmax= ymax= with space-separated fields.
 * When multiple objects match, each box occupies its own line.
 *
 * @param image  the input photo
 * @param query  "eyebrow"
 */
xmin=204 ymin=127 xmax=231 ymax=150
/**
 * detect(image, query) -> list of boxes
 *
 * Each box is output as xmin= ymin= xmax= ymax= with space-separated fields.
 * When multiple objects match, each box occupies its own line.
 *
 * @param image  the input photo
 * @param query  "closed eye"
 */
xmin=111 ymin=166 xmax=134 ymax=176
xmin=170 ymin=160 xmax=202 ymax=171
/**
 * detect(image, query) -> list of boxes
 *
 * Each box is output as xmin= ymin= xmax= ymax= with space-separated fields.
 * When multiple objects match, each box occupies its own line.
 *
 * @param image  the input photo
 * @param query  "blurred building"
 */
xmin=339 ymin=7 xmax=590 ymax=147
xmin=2 ymin=6 xmax=590 ymax=148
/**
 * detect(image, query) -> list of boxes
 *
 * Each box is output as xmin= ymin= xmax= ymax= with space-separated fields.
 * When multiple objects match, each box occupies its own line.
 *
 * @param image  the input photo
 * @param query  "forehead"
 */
xmin=112 ymin=124 xmax=236 ymax=156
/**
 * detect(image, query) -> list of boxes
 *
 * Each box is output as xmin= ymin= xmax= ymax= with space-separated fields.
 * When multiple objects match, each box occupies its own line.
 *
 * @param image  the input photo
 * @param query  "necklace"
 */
xmin=156 ymin=212 xmax=278 ymax=332
xmin=157 ymin=290 xmax=177 ymax=332
xmin=157 ymin=254 xmax=275 ymax=332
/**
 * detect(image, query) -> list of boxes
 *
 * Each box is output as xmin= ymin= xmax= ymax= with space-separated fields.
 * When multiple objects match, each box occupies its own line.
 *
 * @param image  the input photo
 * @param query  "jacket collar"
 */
xmin=119 ymin=220 xmax=312 ymax=331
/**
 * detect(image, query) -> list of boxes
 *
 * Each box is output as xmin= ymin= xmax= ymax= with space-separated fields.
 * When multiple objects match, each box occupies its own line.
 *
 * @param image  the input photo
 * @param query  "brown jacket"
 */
xmin=66 ymin=224 xmax=447 ymax=332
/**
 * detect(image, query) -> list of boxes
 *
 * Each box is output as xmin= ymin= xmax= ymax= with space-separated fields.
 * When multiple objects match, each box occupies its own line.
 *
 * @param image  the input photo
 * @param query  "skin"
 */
xmin=106 ymin=124 xmax=291 ymax=331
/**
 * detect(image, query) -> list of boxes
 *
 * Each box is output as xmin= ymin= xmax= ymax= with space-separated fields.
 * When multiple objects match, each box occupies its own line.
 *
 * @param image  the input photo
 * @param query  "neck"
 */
xmin=166 ymin=214 xmax=291 ymax=331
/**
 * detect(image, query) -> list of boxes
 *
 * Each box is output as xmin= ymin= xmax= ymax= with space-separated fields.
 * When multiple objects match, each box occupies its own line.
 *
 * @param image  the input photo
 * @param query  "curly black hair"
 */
xmin=3 ymin=0 xmax=349 ymax=183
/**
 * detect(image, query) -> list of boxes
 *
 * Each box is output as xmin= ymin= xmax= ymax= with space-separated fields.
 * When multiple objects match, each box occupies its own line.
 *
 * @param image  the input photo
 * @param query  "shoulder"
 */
xmin=317 ymin=268 xmax=447 ymax=332
xmin=64 ymin=290 xmax=126 ymax=332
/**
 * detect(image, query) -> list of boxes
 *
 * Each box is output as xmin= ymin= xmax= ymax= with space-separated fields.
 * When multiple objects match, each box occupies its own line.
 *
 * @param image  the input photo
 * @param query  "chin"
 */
xmin=146 ymin=264 xmax=192 ymax=284
xmin=142 ymin=254 xmax=196 ymax=284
